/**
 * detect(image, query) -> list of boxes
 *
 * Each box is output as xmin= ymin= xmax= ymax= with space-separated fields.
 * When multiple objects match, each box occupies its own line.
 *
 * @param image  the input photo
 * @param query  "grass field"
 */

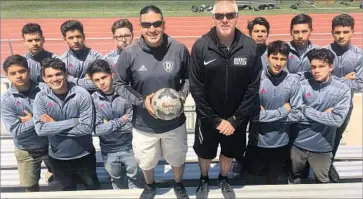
xmin=1 ymin=0 xmax=362 ymax=19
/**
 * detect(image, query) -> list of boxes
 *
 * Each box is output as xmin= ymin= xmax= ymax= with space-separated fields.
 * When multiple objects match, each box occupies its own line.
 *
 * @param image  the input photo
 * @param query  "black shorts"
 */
xmin=193 ymin=117 xmax=247 ymax=159
xmin=244 ymin=145 xmax=289 ymax=177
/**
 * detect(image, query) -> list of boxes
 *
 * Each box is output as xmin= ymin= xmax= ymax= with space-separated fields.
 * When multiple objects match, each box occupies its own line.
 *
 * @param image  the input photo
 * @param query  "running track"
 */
xmin=1 ymin=13 xmax=362 ymax=73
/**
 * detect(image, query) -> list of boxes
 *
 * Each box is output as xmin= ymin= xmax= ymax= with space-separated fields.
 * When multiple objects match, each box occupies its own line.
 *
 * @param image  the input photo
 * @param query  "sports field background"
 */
xmin=1 ymin=0 xmax=362 ymax=18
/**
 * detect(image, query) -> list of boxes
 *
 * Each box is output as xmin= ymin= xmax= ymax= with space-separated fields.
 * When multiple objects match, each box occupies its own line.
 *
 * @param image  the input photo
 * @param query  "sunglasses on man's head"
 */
xmin=140 ymin=20 xmax=163 ymax=29
xmin=214 ymin=12 xmax=238 ymax=20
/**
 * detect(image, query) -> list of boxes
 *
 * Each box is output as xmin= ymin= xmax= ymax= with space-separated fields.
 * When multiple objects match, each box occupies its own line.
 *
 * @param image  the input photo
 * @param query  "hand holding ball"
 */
xmin=150 ymin=88 xmax=184 ymax=120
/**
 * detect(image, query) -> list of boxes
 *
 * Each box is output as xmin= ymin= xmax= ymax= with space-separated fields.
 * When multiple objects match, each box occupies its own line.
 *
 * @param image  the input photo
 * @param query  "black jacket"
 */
xmin=189 ymin=27 xmax=262 ymax=129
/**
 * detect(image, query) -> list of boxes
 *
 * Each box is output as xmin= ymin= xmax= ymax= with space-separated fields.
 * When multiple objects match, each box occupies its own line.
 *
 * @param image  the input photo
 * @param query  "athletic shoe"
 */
xmin=140 ymin=182 xmax=157 ymax=199
xmin=218 ymin=175 xmax=235 ymax=199
xmin=329 ymin=164 xmax=340 ymax=183
xmin=173 ymin=182 xmax=189 ymax=199
xmin=196 ymin=178 xmax=209 ymax=199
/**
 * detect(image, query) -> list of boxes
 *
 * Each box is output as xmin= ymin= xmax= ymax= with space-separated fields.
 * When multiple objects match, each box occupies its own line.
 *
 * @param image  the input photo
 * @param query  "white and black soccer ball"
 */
xmin=151 ymin=88 xmax=183 ymax=120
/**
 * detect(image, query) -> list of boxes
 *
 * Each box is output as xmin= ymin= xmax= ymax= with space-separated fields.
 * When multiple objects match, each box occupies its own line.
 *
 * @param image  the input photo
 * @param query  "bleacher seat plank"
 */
xmin=1 ymin=161 xmax=362 ymax=188
xmin=1 ymin=183 xmax=362 ymax=198
xmin=1 ymin=135 xmax=362 ymax=169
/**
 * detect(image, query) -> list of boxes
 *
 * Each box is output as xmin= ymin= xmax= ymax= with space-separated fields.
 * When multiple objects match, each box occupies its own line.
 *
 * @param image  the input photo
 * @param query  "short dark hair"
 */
xmin=307 ymin=48 xmax=335 ymax=65
xmin=267 ymin=40 xmax=290 ymax=57
xmin=60 ymin=20 xmax=84 ymax=37
xmin=290 ymin=14 xmax=312 ymax=32
xmin=140 ymin=5 xmax=163 ymax=18
xmin=332 ymin=14 xmax=354 ymax=30
xmin=111 ymin=19 xmax=133 ymax=34
xmin=86 ymin=59 xmax=112 ymax=78
xmin=22 ymin=23 xmax=43 ymax=38
xmin=3 ymin=55 xmax=28 ymax=73
xmin=247 ymin=17 xmax=270 ymax=35
xmin=41 ymin=58 xmax=67 ymax=76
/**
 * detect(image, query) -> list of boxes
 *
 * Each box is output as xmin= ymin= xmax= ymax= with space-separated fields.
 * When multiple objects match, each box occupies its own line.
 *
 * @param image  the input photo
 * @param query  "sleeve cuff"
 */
xmin=227 ymin=116 xmax=242 ymax=129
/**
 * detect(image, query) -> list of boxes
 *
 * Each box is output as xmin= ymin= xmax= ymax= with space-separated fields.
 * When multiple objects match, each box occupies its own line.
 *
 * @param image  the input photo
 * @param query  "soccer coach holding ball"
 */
xmin=113 ymin=5 xmax=190 ymax=199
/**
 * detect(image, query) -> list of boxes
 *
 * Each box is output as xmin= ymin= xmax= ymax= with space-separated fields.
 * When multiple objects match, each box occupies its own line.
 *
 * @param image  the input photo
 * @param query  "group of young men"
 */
xmin=1 ymin=1 xmax=361 ymax=199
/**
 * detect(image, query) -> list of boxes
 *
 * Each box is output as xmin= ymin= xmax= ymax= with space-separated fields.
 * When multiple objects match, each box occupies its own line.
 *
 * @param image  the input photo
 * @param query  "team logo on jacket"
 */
xmin=138 ymin=65 xmax=147 ymax=72
xmin=260 ymin=88 xmax=267 ymax=94
xmin=47 ymin=102 xmax=54 ymax=108
xmin=234 ymin=58 xmax=247 ymax=66
xmin=163 ymin=61 xmax=173 ymax=72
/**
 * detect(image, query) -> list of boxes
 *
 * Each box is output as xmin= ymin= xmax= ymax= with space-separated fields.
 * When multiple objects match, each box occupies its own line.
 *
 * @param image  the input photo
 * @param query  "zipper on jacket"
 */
xmin=318 ymin=83 xmax=321 ymax=104
xmin=224 ymin=58 xmax=229 ymax=104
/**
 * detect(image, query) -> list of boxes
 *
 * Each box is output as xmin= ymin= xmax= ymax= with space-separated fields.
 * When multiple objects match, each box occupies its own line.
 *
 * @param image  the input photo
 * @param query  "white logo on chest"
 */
xmin=163 ymin=61 xmax=173 ymax=72
xmin=234 ymin=58 xmax=247 ymax=66
xmin=138 ymin=65 xmax=147 ymax=72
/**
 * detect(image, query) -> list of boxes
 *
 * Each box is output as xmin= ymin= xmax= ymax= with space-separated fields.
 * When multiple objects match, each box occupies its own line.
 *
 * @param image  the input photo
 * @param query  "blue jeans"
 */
xmin=102 ymin=149 xmax=144 ymax=189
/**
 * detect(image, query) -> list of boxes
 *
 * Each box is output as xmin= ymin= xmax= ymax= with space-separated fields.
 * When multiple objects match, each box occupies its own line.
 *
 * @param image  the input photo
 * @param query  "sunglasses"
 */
xmin=140 ymin=20 xmax=163 ymax=29
xmin=214 ymin=12 xmax=238 ymax=20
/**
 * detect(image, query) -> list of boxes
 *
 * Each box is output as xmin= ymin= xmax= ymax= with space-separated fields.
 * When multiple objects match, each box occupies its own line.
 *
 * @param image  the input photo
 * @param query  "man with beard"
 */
xmin=113 ymin=5 xmax=190 ymax=199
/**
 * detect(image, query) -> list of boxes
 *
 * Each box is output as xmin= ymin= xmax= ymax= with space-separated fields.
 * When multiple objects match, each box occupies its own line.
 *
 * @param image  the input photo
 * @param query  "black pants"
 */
xmin=48 ymin=152 xmax=100 ymax=191
xmin=332 ymin=107 xmax=353 ymax=158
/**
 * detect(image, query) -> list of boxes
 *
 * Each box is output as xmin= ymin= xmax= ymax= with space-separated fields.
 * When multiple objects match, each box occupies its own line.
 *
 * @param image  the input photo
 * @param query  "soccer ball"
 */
xmin=151 ymin=88 xmax=183 ymax=120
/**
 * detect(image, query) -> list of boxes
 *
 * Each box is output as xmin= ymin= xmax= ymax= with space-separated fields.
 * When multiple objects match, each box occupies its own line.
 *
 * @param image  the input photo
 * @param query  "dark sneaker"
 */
xmin=218 ymin=176 xmax=235 ymax=199
xmin=329 ymin=164 xmax=340 ymax=183
xmin=173 ymin=182 xmax=189 ymax=199
xmin=140 ymin=182 xmax=157 ymax=199
xmin=196 ymin=179 xmax=210 ymax=199
xmin=232 ymin=162 xmax=243 ymax=178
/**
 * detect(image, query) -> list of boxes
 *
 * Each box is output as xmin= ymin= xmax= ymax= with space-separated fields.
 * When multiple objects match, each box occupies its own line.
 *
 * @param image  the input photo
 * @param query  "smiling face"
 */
xmin=139 ymin=11 xmax=165 ymax=48
xmin=213 ymin=1 xmax=238 ymax=39
xmin=267 ymin=52 xmax=288 ymax=75
xmin=23 ymin=32 xmax=44 ymax=55
xmin=43 ymin=67 xmax=68 ymax=93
